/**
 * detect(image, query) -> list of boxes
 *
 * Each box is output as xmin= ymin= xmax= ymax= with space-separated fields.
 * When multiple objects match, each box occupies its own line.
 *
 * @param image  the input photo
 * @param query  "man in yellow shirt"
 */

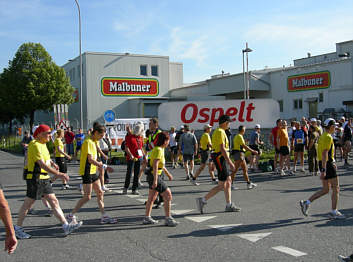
xmin=192 ymin=124 xmax=217 ymax=185
xmin=300 ymin=118 xmax=345 ymax=219
xmin=196 ymin=115 xmax=239 ymax=214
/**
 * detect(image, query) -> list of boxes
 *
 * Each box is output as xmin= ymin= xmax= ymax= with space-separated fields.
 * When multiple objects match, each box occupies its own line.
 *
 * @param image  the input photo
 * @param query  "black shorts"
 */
xmin=232 ymin=150 xmax=245 ymax=161
xmin=55 ymin=157 xmax=67 ymax=173
xmin=76 ymin=144 xmax=82 ymax=151
xmin=275 ymin=147 xmax=280 ymax=154
xmin=200 ymin=150 xmax=210 ymax=164
xmin=170 ymin=146 xmax=178 ymax=155
xmin=249 ymin=145 xmax=260 ymax=155
xmin=26 ymin=179 xmax=54 ymax=200
xmin=319 ymin=161 xmax=337 ymax=180
xmin=280 ymin=146 xmax=290 ymax=156
xmin=211 ymin=153 xmax=229 ymax=182
xmin=146 ymin=170 xmax=168 ymax=193
xmin=81 ymin=173 xmax=100 ymax=184
xmin=183 ymin=154 xmax=194 ymax=161
xmin=294 ymin=144 xmax=305 ymax=152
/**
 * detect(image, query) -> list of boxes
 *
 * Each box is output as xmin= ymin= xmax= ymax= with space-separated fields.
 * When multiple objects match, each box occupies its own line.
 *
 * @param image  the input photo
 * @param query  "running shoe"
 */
xmin=100 ymin=215 xmax=118 ymax=224
xmin=196 ymin=197 xmax=206 ymax=214
xmin=165 ymin=217 xmax=179 ymax=227
xmin=190 ymin=179 xmax=200 ymax=186
xmin=293 ymin=166 xmax=297 ymax=172
xmin=280 ymin=170 xmax=286 ymax=176
xmin=131 ymin=190 xmax=140 ymax=195
xmin=101 ymin=186 xmax=111 ymax=192
xmin=225 ymin=203 xmax=241 ymax=212
xmin=300 ymin=166 xmax=305 ymax=172
xmin=231 ymin=185 xmax=239 ymax=190
xmin=66 ymin=214 xmax=78 ymax=224
xmin=185 ymin=175 xmax=190 ymax=180
xmin=142 ymin=216 xmax=159 ymax=225
xmin=138 ymin=180 xmax=144 ymax=188
xmin=45 ymin=209 xmax=53 ymax=217
xmin=27 ymin=208 xmax=36 ymax=215
xmin=338 ymin=255 xmax=353 ymax=262
xmin=328 ymin=211 xmax=345 ymax=220
xmin=14 ymin=225 xmax=31 ymax=239
xmin=211 ymin=179 xmax=218 ymax=184
xmin=299 ymin=200 xmax=309 ymax=216
xmin=122 ymin=188 xmax=128 ymax=195
xmin=247 ymin=182 xmax=257 ymax=190
xmin=63 ymin=221 xmax=83 ymax=236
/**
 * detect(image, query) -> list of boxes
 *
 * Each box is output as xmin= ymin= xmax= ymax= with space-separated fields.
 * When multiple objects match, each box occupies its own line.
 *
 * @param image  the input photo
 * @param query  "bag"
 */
xmin=120 ymin=140 xmax=126 ymax=151
xmin=259 ymin=161 xmax=273 ymax=172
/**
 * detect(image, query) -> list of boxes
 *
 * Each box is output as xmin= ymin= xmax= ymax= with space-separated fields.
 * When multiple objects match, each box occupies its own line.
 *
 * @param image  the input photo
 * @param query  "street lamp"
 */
xmin=242 ymin=43 xmax=252 ymax=100
xmin=74 ymin=0 xmax=83 ymax=130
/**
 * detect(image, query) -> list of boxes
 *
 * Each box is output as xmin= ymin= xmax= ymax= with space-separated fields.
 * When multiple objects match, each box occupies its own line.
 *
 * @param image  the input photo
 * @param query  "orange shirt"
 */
xmin=278 ymin=128 xmax=289 ymax=147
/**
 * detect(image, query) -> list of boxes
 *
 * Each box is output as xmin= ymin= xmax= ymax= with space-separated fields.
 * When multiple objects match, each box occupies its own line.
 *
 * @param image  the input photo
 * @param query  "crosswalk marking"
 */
xmin=208 ymin=224 xmax=242 ymax=232
xmin=272 ymin=246 xmax=307 ymax=257
xmin=136 ymin=199 xmax=147 ymax=203
xmin=126 ymin=194 xmax=141 ymax=198
xmin=236 ymin=232 xmax=272 ymax=243
xmin=171 ymin=209 xmax=194 ymax=215
xmin=185 ymin=216 xmax=217 ymax=223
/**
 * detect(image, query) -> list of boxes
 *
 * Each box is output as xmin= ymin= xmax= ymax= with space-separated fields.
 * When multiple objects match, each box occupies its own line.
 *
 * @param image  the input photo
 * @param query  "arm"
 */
xmin=97 ymin=144 xmax=108 ymax=160
xmin=37 ymin=159 xmax=69 ymax=183
xmin=242 ymin=143 xmax=258 ymax=155
xmin=87 ymin=154 xmax=114 ymax=173
xmin=220 ymin=143 xmax=235 ymax=171
xmin=269 ymin=132 xmax=274 ymax=146
xmin=320 ymin=149 xmax=328 ymax=180
xmin=56 ymin=145 xmax=71 ymax=160
xmin=0 ymin=190 xmax=17 ymax=254
xmin=163 ymin=167 xmax=173 ymax=181
xmin=152 ymin=159 xmax=160 ymax=188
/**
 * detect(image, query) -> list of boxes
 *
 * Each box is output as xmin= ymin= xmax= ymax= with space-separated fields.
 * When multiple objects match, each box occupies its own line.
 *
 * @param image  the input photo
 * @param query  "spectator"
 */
xmin=308 ymin=125 xmax=319 ymax=176
xmin=64 ymin=127 xmax=75 ymax=161
xmin=168 ymin=127 xmax=178 ymax=169
xmin=179 ymin=124 xmax=198 ymax=180
xmin=74 ymin=128 xmax=85 ymax=162
xmin=269 ymin=119 xmax=282 ymax=174
xmin=249 ymin=124 xmax=263 ymax=171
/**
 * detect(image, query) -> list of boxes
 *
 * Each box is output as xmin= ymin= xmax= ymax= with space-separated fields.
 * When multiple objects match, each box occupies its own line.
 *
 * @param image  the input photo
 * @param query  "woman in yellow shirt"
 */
xmin=143 ymin=132 xmax=178 ymax=226
xmin=54 ymin=129 xmax=72 ymax=189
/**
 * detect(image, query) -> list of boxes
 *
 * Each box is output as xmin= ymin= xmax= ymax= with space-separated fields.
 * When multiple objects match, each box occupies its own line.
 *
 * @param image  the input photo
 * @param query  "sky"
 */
xmin=1 ymin=0 xmax=353 ymax=83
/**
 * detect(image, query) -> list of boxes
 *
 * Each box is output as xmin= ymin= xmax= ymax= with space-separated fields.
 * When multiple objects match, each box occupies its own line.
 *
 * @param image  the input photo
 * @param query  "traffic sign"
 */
xmin=104 ymin=110 xmax=115 ymax=122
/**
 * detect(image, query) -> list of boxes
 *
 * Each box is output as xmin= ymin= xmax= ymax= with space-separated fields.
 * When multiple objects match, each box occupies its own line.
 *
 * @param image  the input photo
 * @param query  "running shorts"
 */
xmin=26 ymin=179 xmax=53 ymax=200
xmin=55 ymin=157 xmax=67 ymax=173
xmin=146 ymin=169 xmax=168 ymax=193
xmin=249 ymin=145 xmax=260 ymax=155
xmin=81 ymin=173 xmax=99 ymax=184
xmin=183 ymin=154 xmax=194 ymax=161
xmin=200 ymin=150 xmax=209 ymax=164
xmin=232 ymin=150 xmax=245 ymax=161
xmin=319 ymin=161 xmax=337 ymax=180
xmin=280 ymin=146 xmax=290 ymax=156
xmin=294 ymin=144 xmax=305 ymax=153
xmin=211 ymin=153 xmax=229 ymax=181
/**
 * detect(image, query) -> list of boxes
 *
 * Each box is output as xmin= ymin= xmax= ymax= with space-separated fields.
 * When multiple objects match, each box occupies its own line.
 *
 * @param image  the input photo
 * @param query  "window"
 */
xmin=278 ymin=100 xmax=283 ymax=112
xmin=140 ymin=65 xmax=147 ymax=76
xmin=294 ymin=100 xmax=298 ymax=109
xmin=319 ymin=93 xmax=324 ymax=102
xmin=151 ymin=65 xmax=158 ymax=76
xmin=72 ymin=67 xmax=75 ymax=81
xmin=77 ymin=65 xmax=80 ymax=78
xmin=294 ymin=99 xmax=303 ymax=109
xmin=299 ymin=99 xmax=302 ymax=109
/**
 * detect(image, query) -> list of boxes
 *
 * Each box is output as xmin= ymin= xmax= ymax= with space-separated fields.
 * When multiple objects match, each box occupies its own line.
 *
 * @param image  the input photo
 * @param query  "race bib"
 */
xmin=296 ymin=138 xmax=303 ymax=144
xmin=137 ymin=149 xmax=143 ymax=157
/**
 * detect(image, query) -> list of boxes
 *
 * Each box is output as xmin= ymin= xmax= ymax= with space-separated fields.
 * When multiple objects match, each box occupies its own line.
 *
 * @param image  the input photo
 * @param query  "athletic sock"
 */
xmin=226 ymin=202 xmax=232 ymax=207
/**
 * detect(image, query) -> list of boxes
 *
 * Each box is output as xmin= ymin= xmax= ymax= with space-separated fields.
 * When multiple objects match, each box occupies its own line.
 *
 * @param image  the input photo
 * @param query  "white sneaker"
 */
xmin=14 ymin=225 xmax=31 ymax=239
xmin=190 ymin=179 xmax=200 ymax=186
xmin=101 ymin=186 xmax=111 ymax=192
xmin=142 ymin=216 xmax=159 ymax=225
xmin=300 ymin=166 xmax=305 ymax=172
xmin=138 ymin=180 xmax=144 ymax=188
xmin=247 ymin=182 xmax=257 ymax=190
xmin=101 ymin=215 xmax=118 ymax=224
xmin=63 ymin=221 xmax=83 ymax=236
xmin=293 ymin=166 xmax=297 ymax=172
xmin=328 ymin=210 xmax=346 ymax=220
xmin=280 ymin=170 xmax=286 ymax=176
xmin=66 ymin=214 xmax=78 ymax=224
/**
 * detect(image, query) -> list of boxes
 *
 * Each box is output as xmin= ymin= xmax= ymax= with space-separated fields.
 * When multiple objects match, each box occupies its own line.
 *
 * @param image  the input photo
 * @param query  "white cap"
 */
xmin=255 ymin=124 xmax=261 ymax=129
xmin=310 ymin=118 xmax=317 ymax=122
xmin=180 ymin=125 xmax=184 ymax=129
xmin=32 ymin=125 xmax=39 ymax=135
xmin=324 ymin=118 xmax=336 ymax=127
xmin=204 ymin=124 xmax=212 ymax=130
xmin=341 ymin=116 xmax=346 ymax=121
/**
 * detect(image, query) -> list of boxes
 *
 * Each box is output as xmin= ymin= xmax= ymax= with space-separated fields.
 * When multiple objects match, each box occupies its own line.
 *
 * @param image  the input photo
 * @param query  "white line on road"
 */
xmin=171 ymin=209 xmax=194 ymax=215
xmin=186 ymin=216 xmax=217 ymax=223
xmin=272 ymin=246 xmax=307 ymax=257
xmin=208 ymin=224 xmax=242 ymax=232
xmin=236 ymin=232 xmax=272 ymax=243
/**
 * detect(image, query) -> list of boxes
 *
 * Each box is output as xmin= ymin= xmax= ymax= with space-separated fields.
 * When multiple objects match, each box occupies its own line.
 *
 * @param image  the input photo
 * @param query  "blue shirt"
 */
xmin=75 ymin=133 xmax=85 ymax=147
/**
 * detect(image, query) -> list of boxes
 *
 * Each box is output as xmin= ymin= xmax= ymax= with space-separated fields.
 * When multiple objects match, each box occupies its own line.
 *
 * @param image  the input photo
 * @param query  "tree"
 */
xmin=0 ymin=42 xmax=74 ymax=130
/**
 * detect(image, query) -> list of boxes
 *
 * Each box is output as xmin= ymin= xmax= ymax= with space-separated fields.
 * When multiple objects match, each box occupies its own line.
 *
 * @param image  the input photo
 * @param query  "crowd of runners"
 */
xmin=0 ymin=114 xmax=352 ymax=260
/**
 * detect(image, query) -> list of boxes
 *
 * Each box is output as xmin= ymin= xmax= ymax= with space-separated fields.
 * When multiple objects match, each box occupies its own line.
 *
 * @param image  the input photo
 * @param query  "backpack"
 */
xmin=120 ymin=140 xmax=126 ymax=151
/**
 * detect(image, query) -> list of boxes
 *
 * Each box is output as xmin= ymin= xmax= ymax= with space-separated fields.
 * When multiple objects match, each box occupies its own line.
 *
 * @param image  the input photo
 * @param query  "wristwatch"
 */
xmin=320 ymin=168 xmax=326 ymax=172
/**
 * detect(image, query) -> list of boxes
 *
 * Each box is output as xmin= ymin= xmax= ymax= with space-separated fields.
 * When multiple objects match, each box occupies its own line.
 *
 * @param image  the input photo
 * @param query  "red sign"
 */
xmin=287 ymin=71 xmax=330 ymax=92
xmin=73 ymin=89 xmax=79 ymax=102
xmin=101 ymin=77 xmax=159 ymax=97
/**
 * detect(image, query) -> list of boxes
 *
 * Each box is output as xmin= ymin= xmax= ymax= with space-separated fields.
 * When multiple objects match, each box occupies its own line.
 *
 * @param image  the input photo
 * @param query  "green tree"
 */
xmin=0 ymin=42 xmax=74 ymax=130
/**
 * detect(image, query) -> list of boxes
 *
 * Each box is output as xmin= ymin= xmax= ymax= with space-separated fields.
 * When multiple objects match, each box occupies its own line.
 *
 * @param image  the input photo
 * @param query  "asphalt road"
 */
xmin=0 ymin=150 xmax=352 ymax=262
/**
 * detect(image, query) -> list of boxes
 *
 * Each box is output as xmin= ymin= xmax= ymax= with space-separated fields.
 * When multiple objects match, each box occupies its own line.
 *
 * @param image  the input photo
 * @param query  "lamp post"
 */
xmin=74 ymin=0 xmax=83 ymax=130
xmin=242 ymin=43 xmax=252 ymax=100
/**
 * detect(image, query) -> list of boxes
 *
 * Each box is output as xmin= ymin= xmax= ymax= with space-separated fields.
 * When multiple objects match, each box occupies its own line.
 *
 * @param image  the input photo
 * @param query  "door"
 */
xmin=308 ymin=101 xmax=318 ymax=118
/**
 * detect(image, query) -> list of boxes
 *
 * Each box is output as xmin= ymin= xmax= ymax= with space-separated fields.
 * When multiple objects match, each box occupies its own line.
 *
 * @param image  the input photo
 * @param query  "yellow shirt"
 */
xmin=233 ymin=134 xmax=246 ymax=152
xmin=211 ymin=128 xmax=229 ymax=155
xmin=149 ymin=146 xmax=165 ymax=175
xmin=80 ymin=137 xmax=98 ymax=175
xmin=318 ymin=132 xmax=334 ymax=161
xmin=54 ymin=138 xmax=65 ymax=157
xmin=27 ymin=140 xmax=51 ymax=180
xmin=200 ymin=133 xmax=211 ymax=150
xmin=278 ymin=128 xmax=289 ymax=147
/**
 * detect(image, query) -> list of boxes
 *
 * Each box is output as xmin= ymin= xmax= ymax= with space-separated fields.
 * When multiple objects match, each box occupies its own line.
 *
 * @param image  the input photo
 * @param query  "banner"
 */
xmin=105 ymin=118 xmax=149 ymax=149
xmin=287 ymin=71 xmax=330 ymax=92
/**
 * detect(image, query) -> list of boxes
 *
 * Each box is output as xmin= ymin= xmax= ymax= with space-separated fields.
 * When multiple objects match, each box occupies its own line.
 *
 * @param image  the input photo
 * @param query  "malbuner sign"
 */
xmin=287 ymin=71 xmax=330 ymax=92
xmin=101 ymin=77 xmax=159 ymax=97
xmin=158 ymin=99 xmax=280 ymax=130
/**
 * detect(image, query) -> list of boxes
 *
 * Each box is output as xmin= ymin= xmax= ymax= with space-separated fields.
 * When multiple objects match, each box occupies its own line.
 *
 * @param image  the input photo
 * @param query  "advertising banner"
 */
xmin=158 ymin=99 xmax=279 ymax=130
xmin=105 ymin=118 xmax=149 ymax=149
xmin=287 ymin=71 xmax=330 ymax=92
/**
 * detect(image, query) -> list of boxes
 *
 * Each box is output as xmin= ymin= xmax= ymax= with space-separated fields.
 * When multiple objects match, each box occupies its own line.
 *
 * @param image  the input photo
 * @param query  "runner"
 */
xmin=99 ymin=132 xmax=112 ymax=190
xmin=175 ymin=126 xmax=185 ymax=167
xmin=339 ymin=253 xmax=353 ymax=262
xmin=230 ymin=125 xmax=258 ymax=189
xmin=277 ymin=120 xmax=291 ymax=176
xmin=142 ymin=132 xmax=178 ymax=226
xmin=66 ymin=123 xmax=117 ymax=225
xmin=168 ymin=127 xmax=178 ymax=169
xmin=292 ymin=121 xmax=307 ymax=172
xmin=299 ymin=118 xmax=345 ymax=219
xmin=196 ymin=114 xmax=240 ymax=214
xmin=192 ymin=124 xmax=217 ymax=185
xmin=54 ymin=129 xmax=71 ymax=189
xmin=74 ymin=128 xmax=85 ymax=162
xmin=15 ymin=124 xmax=82 ymax=239
xmin=179 ymin=124 xmax=198 ymax=180
xmin=307 ymin=125 xmax=319 ymax=176
xmin=342 ymin=118 xmax=352 ymax=167
xmin=269 ymin=119 xmax=282 ymax=174
xmin=249 ymin=124 xmax=263 ymax=171
xmin=64 ymin=127 xmax=75 ymax=161
xmin=0 ymin=188 xmax=17 ymax=254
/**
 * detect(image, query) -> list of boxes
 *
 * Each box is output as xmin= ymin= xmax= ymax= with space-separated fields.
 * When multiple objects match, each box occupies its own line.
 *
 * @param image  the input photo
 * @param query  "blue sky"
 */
xmin=1 ymin=0 xmax=353 ymax=83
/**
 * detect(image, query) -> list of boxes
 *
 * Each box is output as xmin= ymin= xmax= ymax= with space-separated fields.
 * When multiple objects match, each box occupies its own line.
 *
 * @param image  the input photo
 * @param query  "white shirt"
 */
xmin=169 ymin=132 xmax=177 ymax=147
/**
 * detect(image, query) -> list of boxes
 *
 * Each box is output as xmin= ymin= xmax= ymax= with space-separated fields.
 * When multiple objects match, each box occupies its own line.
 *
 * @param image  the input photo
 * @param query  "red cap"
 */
xmin=33 ymin=124 xmax=51 ymax=138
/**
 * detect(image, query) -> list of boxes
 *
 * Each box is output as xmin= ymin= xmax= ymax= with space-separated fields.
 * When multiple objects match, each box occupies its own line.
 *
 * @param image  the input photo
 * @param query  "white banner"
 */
xmin=105 ymin=118 xmax=149 ymax=149
xmin=158 ymin=99 xmax=280 ymax=130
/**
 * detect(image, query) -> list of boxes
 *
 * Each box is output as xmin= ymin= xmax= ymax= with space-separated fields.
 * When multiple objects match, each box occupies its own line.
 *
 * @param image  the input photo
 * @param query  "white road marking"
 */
xmin=126 ymin=194 xmax=141 ymax=198
xmin=171 ymin=209 xmax=194 ymax=215
xmin=186 ymin=216 xmax=217 ymax=223
xmin=208 ymin=224 xmax=242 ymax=232
xmin=272 ymin=246 xmax=307 ymax=257
xmin=136 ymin=199 xmax=147 ymax=203
xmin=236 ymin=232 xmax=272 ymax=243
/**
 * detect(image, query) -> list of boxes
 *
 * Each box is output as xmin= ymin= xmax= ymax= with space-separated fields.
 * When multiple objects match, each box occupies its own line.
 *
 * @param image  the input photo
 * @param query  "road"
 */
xmin=0 ymin=150 xmax=352 ymax=262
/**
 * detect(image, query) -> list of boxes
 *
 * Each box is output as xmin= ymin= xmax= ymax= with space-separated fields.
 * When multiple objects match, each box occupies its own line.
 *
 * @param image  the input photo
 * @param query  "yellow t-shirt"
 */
xmin=211 ymin=128 xmax=229 ymax=155
xmin=233 ymin=134 xmax=246 ymax=152
xmin=80 ymin=137 xmax=98 ymax=175
xmin=278 ymin=128 xmax=289 ymax=147
xmin=318 ymin=132 xmax=335 ymax=161
xmin=200 ymin=132 xmax=211 ymax=150
xmin=54 ymin=138 xmax=65 ymax=157
xmin=27 ymin=140 xmax=51 ymax=180
xmin=149 ymin=146 xmax=165 ymax=175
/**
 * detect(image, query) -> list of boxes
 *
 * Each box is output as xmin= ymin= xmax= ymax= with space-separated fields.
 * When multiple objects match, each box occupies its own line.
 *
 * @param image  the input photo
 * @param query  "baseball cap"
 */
xmin=204 ymin=124 xmax=212 ymax=130
xmin=340 ymin=116 xmax=345 ymax=121
xmin=323 ymin=118 xmax=336 ymax=127
xmin=180 ymin=125 xmax=184 ymax=129
xmin=133 ymin=123 xmax=144 ymax=136
xmin=310 ymin=118 xmax=317 ymax=122
xmin=219 ymin=115 xmax=232 ymax=125
xmin=33 ymin=124 xmax=51 ymax=138
xmin=255 ymin=124 xmax=261 ymax=129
